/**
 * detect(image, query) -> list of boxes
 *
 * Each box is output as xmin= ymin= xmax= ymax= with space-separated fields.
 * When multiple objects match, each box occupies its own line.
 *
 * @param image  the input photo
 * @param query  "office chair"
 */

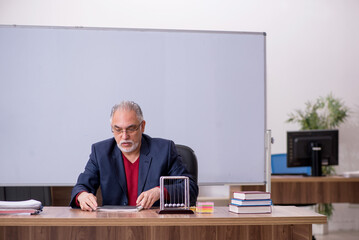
xmin=175 ymin=144 xmax=198 ymax=184
xmin=271 ymin=153 xmax=311 ymax=176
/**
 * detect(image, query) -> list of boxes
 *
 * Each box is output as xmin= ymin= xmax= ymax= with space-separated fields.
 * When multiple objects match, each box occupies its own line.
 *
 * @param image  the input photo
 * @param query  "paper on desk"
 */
xmin=0 ymin=199 xmax=42 ymax=209
xmin=342 ymin=171 xmax=359 ymax=178
xmin=97 ymin=205 xmax=142 ymax=212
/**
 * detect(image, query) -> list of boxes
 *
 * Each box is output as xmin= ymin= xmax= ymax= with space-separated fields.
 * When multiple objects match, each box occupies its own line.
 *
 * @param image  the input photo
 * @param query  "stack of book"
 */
xmin=229 ymin=191 xmax=272 ymax=214
xmin=0 ymin=199 xmax=43 ymax=215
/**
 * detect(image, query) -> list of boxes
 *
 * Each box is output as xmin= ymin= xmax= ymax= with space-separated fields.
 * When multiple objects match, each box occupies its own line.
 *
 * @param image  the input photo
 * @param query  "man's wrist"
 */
xmin=75 ymin=191 xmax=87 ymax=207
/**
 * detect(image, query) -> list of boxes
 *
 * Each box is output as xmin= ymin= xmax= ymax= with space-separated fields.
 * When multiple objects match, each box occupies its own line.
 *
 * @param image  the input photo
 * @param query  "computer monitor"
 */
xmin=287 ymin=130 xmax=338 ymax=176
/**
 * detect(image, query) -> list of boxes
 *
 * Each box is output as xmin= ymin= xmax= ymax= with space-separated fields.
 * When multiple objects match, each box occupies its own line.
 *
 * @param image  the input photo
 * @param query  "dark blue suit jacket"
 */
xmin=70 ymin=134 xmax=198 ymax=207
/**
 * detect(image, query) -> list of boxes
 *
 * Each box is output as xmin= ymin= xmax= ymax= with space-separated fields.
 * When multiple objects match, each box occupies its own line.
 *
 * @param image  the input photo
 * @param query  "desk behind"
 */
xmin=271 ymin=176 xmax=359 ymax=204
xmin=231 ymin=176 xmax=359 ymax=205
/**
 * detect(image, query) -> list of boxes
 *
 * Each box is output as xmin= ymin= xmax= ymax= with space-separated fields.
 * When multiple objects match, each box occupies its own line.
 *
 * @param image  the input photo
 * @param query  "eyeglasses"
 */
xmin=111 ymin=121 xmax=143 ymax=135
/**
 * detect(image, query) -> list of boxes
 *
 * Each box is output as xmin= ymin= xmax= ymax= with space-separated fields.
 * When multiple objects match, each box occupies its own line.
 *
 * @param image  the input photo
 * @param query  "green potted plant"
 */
xmin=287 ymin=93 xmax=350 ymax=219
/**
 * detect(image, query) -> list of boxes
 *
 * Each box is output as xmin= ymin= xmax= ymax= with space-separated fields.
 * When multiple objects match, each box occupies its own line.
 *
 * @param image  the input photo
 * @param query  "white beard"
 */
xmin=117 ymin=140 xmax=139 ymax=153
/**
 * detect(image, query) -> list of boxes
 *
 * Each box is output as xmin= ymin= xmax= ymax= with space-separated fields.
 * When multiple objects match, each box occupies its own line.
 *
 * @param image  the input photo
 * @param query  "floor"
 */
xmin=314 ymin=230 xmax=359 ymax=240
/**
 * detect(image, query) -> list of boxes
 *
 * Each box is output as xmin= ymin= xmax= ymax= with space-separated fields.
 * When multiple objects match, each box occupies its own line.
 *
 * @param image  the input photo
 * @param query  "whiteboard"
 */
xmin=0 ymin=26 xmax=266 ymax=185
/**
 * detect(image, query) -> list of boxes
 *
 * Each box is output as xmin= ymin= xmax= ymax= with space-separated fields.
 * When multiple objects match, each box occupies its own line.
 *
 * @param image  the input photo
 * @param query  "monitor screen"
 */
xmin=287 ymin=130 xmax=338 ymax=176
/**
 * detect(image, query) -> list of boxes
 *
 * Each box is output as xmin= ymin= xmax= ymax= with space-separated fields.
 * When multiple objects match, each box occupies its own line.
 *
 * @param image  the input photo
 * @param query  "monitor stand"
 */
xmin=311 ymin=142 xmax=322 ymax=176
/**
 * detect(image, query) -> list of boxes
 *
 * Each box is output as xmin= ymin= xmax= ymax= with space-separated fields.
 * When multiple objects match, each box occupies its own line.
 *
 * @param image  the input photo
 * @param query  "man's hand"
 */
xmin=77 ymin=192 xmax=98 ymax=211
xmin=136 ymin=187 xmax=160 ymax=209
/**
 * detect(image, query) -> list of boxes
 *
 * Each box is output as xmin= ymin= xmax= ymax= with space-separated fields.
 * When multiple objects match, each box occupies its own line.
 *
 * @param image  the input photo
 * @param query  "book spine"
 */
xmin=228 ymin=205 xmax=272 ymax=214
xmin=230 ymin=199 xmax=272 ymax=206
xmin=229 ymin=209 xmax=272 ymax=214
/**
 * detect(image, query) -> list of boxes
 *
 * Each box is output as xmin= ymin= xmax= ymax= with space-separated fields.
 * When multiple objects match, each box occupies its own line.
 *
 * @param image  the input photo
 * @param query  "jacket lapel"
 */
xmin=138 ymin=136 xmax=152 ymax=194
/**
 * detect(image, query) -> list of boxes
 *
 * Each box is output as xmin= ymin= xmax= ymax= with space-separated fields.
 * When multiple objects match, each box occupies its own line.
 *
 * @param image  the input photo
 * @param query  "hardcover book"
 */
xmin=229 ymin=204 xmax=272 ymax=214
xmin=230 ymin=198 xmax=272 ymax=206
xmin=233 ymin=191 xmax=271 ymax=200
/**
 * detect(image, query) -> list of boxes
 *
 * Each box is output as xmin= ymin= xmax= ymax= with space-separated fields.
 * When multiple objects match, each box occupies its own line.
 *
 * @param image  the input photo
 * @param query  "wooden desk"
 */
xmin=0 ymin=206 xmax=325 ymax=240
xmin=271 ymin=176 xmax=359 ymax=204
xmin=231 ymin=176 xmax=359 ymax=205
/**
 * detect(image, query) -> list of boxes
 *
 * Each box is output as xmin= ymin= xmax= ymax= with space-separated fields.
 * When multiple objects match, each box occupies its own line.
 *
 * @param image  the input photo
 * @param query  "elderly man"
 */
xmin=70 ymin=101 xmax=198 ymax=211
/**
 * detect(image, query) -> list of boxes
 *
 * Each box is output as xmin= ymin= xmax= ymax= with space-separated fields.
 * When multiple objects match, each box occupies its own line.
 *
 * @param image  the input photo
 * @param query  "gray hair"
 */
xmin=110 ymin=101 xmax=144 ymax=124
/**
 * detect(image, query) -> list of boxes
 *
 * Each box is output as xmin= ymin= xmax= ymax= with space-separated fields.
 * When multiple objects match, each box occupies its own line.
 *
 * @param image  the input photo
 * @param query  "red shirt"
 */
xmin=122 ymin=154 xmax=139 ymax=206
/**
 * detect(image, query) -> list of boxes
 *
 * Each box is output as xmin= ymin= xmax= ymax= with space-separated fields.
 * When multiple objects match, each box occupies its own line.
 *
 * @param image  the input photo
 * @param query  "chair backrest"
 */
xmin=175 ymin=144 xmax=198 ymax=183
xmin=271 ymin=153 xmax=311 ymax=176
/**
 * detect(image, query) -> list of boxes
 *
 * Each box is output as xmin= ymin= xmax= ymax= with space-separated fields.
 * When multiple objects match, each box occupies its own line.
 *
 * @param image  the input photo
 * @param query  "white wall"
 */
xmin=1 ymin=0 xmax=359 ymax=230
